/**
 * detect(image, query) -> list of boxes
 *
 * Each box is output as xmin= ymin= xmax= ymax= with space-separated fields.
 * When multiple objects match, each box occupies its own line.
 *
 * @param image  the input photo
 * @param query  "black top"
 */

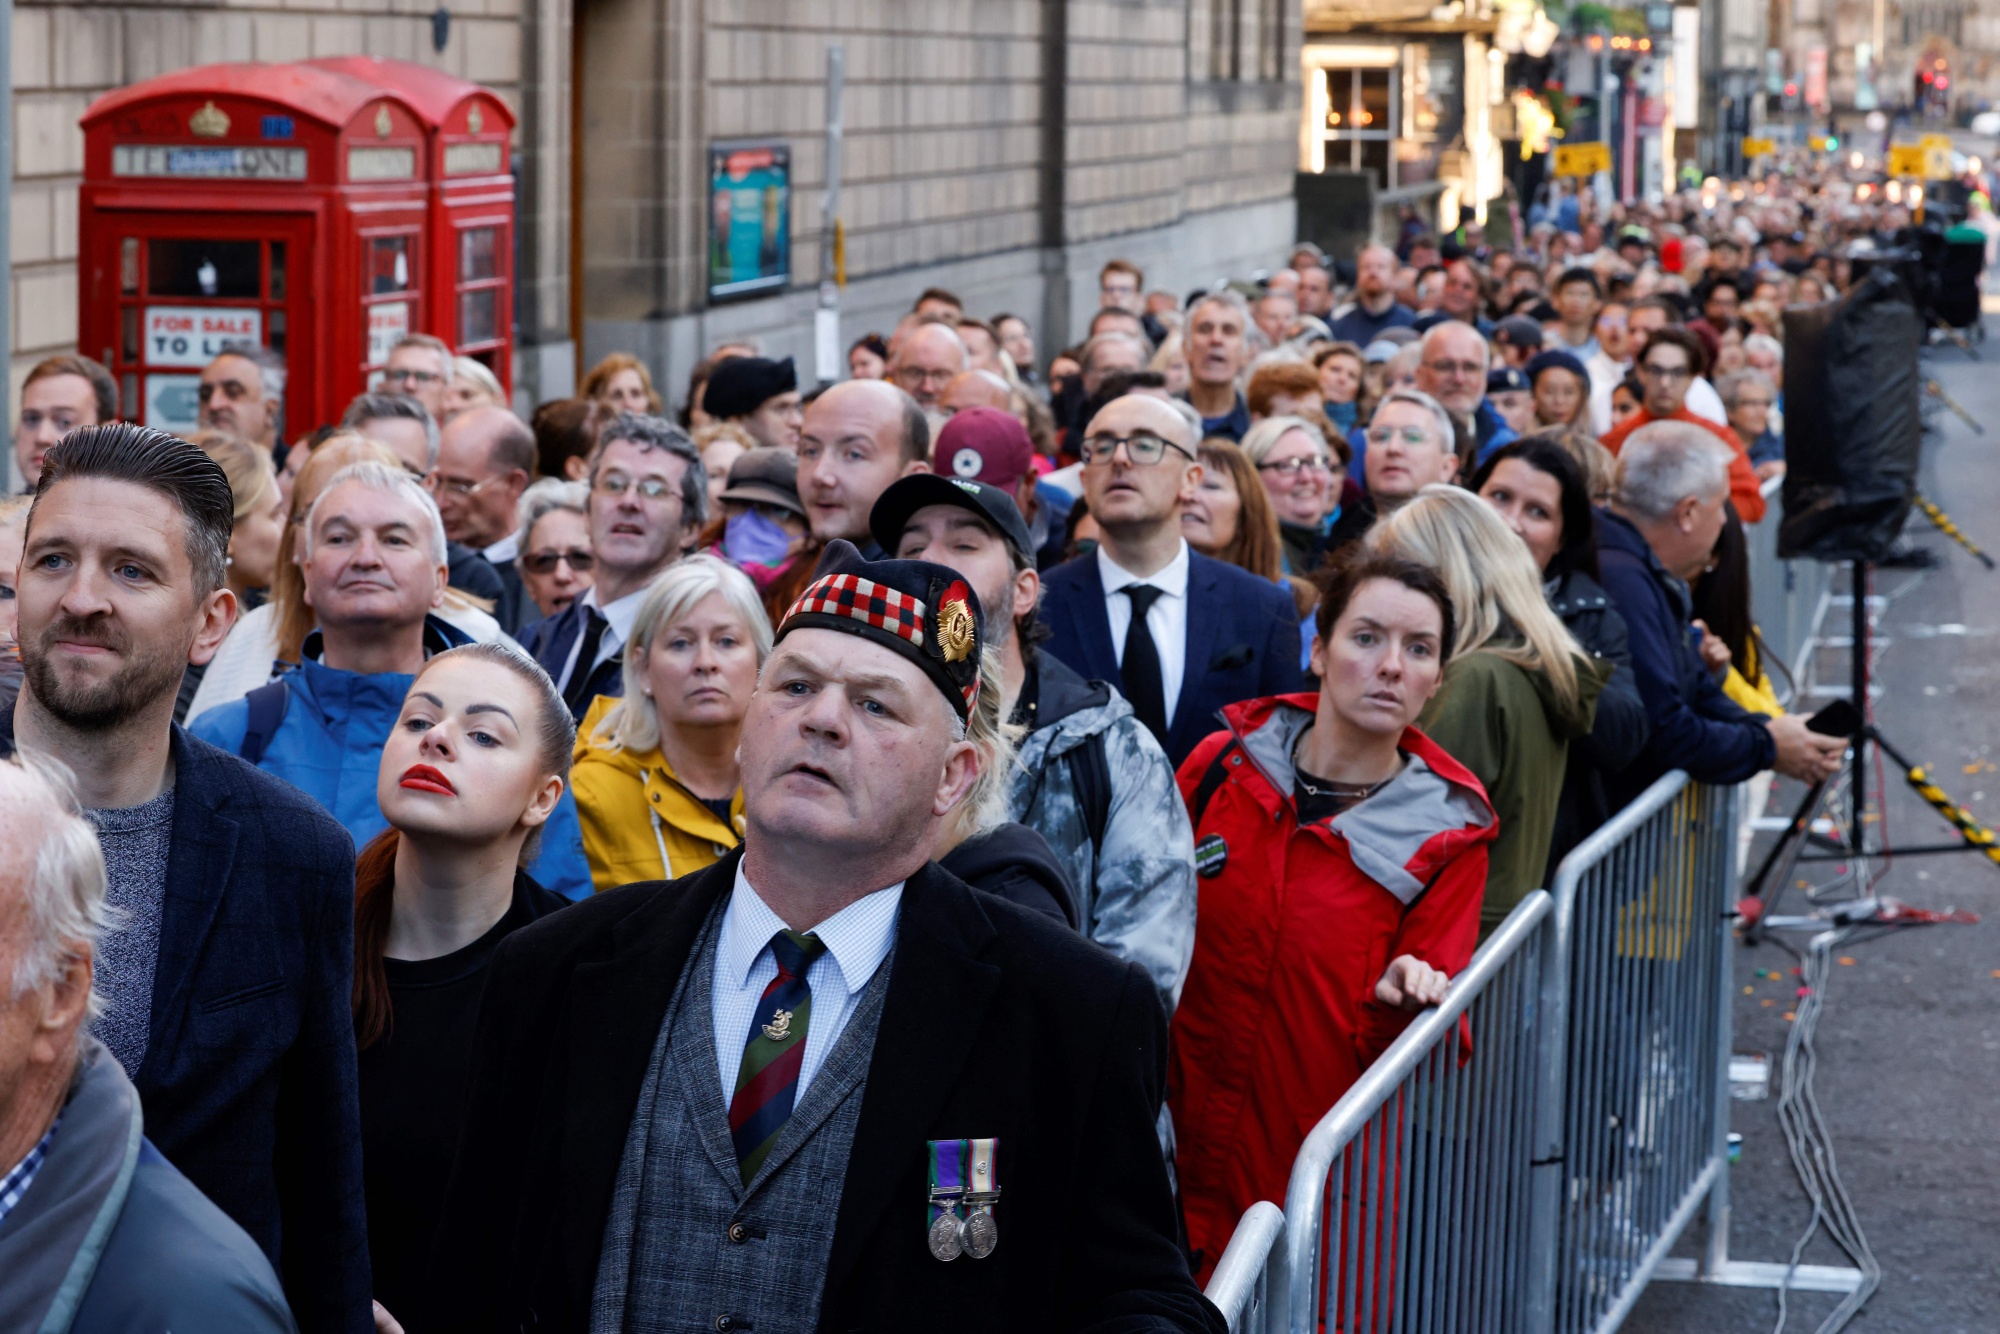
xmin=699 ymin=794 xmax=736 ymax=828
xmin=359 ymin=871 xmax=567 ymax=1331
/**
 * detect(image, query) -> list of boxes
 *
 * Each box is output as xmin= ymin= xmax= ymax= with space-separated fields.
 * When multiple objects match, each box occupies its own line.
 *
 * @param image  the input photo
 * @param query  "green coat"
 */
xmin=1417 ymin=647 xmax=1607 ymax=931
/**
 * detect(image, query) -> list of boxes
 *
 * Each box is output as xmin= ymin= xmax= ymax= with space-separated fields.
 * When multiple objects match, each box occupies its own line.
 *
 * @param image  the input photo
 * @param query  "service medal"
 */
xmin=962 ymin=1207 xmax=998 ymax=1259
xmin=928 ymin=1208 xmax=965 ymax=1261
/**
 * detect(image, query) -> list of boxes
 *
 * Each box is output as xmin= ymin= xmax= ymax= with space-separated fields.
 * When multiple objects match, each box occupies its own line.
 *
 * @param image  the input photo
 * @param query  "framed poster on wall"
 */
xmin=708 ymin=140 xmax=791 ymax=301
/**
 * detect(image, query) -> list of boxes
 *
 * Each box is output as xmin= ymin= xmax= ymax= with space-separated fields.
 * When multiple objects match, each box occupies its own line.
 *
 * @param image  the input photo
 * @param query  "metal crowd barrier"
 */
xmin=1204 ymin=1201 xmax=1288 ymax=1334
xmin=1205 ymin=773 xmax=1752 ymax=1333
xmin=1280 ymin=891 xmax=1552 ymax=1334
xmin=1525 ymin=773 xmax=1738 ymax=1333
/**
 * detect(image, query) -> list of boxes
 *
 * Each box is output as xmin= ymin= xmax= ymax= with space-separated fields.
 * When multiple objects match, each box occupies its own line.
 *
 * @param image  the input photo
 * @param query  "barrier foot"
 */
xmin=1653 ymin=1257 xmax=1865 ymax=1293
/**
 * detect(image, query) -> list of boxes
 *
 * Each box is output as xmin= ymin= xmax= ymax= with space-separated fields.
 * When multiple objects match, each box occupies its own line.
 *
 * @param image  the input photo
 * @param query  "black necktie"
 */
xmin=1120 ymin=584 xmax=1169 ymax=747
xmin=563 ymin=607 xmax=609 ymax=714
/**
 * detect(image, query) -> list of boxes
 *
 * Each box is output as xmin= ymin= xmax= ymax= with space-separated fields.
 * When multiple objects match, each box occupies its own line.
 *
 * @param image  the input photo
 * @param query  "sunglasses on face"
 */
xmin=522 ymin=548 xmax=594 ymax=575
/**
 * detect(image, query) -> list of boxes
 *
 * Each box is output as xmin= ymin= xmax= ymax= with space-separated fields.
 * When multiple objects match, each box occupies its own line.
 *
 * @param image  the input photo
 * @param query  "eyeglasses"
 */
xmin=1256 ymin=456 xmax=1330 ymax=478
xmin=521 ymin=548 xmax=595 ymax=575
xmin=382 ymin=367 xmax=445 ymax=387
xmin=1638 ymin=362 xmax=1693 ymax=381
xmin=426 ymin=473 xmax=506 ymax=500
xmin=1078 ymin=431 xmax=1195 ymax=467
xmin=594 ymin=472 xmax=680 ymax=502
xmin=1422 ymin=359 xmax=1485 ymax=379
xmin=1366 ymin=425 xmax=1439 ymax=447
xmin=893 ymin=365 xmax=956 ymax=389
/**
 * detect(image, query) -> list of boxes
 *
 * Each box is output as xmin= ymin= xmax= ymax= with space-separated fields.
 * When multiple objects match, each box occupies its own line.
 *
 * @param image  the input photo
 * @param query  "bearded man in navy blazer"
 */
xmin=1038 ymin=393 xmax=1304 ymax=766
xmin=4 ymin=426 xmax=370 ymax=1333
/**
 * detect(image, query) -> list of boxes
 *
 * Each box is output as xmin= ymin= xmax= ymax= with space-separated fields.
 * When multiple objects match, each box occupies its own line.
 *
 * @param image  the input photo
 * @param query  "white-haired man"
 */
xmin=0 ymin=758 xmax=297 ymax=1332
xmin=188 ymin=461 xmax=592 ymax=895
xmin=1597 ymin=421 xmax=1843 ymax=808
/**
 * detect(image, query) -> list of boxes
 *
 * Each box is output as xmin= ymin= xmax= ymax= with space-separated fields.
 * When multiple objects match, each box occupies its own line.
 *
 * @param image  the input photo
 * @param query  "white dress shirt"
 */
xmin=710 ymin=861 xmax=903 ymax=1104
xmin=553 ymin=583 xmax=649 ymax=694
xmin=482 ymin=532 xmax=520 ymax=565
xmin=1097 ymin=539 xmax=1191 ymax=728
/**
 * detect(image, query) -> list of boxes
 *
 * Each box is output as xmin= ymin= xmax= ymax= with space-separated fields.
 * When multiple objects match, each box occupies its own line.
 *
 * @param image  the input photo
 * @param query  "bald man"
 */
xmin=939 ymin=369 xmax=1014 ymax=415
xmin=1413 ymin=320 xmax=1517 ymax=465
xmin=797 ymin=378 xmax=932 ymax=554
xmin=1035 ymin=393 xmax=1302 ymax=765
xmin=889 ymin=321 xmax=970 ymax=412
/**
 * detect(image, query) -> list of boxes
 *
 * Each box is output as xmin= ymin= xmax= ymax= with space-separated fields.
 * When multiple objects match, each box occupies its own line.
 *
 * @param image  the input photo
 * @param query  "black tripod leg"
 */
xmin=1743 ymin=778 xmax=1828 ymax=902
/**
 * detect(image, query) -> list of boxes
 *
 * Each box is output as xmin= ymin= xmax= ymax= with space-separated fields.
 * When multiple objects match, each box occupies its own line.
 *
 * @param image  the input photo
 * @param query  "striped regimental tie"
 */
xmin=728 ymin=929 xmax=830 ymax=1183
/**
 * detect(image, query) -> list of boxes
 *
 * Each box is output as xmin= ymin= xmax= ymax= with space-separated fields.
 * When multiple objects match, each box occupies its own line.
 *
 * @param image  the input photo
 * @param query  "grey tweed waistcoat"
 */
xmin=591 ymin=905 xmax=894 ymax=1334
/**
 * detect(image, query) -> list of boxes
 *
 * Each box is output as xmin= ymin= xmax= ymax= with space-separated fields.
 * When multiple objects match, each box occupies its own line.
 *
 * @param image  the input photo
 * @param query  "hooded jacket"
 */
xmin=569 ymin=694 xmax=742 ymax=891
xmin=1547 ymin=567 xmax=1650 ymax=873
xmin=0 ymin=1040 xmax=296 ymax=1334
xmin=1007 ymin=652 xmax=1196 ymax=1015
xmin=189 ymin=619 xmax=594 ymax=901
xmin=1168 ymin=697 xmax=1496 ymax=1281
xmin=1594 ymin=508 xmax=1777 ymax=808
xmin=1417 ymin=644 xmax=1606 ymax=931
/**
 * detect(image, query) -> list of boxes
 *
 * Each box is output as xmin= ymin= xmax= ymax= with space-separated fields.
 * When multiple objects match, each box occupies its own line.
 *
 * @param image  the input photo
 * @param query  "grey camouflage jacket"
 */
xmin=1008 ymin=654 xmax=1197 ymax=1015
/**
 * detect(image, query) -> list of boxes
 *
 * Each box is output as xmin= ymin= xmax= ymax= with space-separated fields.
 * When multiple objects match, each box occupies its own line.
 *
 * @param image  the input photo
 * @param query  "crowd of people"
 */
xmin=4 ymin=170 xmax=1917 ymax=1333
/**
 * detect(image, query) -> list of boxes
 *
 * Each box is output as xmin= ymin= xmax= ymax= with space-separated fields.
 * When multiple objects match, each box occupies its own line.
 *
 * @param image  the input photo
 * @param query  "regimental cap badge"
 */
xmin=374 ymin=104 xmax=393 ymax=139
xmin=938 ymin=593 xmax=976 ymax=664
xmin=467 ymin=104 xmax=484 ymax=134
xmin=189 ymin=101 xmax=230 ymax=138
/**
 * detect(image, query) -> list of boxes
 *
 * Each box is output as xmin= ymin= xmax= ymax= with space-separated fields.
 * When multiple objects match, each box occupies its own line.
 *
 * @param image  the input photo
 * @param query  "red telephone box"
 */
xmin=79 ymin=61 xmax=514 ymax=437
xmin=305 ymin=58 xmax=517 ymax=395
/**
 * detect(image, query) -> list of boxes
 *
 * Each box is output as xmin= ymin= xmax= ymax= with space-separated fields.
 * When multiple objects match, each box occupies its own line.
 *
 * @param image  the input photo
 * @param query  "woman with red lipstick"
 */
xmin=571 ymin=554 xmax=772 ymax=891
xmin=352 ymin=642 xmax=576 ymax=1332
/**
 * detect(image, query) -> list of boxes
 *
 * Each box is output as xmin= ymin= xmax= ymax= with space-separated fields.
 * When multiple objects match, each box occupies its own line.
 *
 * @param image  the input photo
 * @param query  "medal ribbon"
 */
xmin=966 ymin=1136 xmax=999 ymax=1204
xmin=927 ymin=1138 xmax=968 ymax=1227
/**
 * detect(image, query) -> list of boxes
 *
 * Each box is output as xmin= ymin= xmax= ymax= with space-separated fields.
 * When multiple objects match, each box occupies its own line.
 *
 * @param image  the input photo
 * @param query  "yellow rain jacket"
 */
xmin=571 ymin=695 xmax=743 ymax=892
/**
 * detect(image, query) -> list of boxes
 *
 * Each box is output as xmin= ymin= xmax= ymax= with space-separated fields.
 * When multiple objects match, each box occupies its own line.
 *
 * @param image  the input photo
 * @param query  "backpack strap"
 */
xmin=1067 ymin=731 xmax=1114 ymax=856
xmin=1187 ymin=739 xmax=1242 ymax=828
xmin=238 ymin=679 xmax=291 ymax=767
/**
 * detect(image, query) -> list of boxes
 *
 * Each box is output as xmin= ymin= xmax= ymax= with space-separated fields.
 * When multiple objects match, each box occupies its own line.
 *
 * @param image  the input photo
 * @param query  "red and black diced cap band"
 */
xmin=776 ymin=539 xmax=984 ymax=720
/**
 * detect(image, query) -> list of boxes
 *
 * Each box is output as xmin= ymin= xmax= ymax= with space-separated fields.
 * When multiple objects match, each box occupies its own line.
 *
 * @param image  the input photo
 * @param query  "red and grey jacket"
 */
xmin=1167 ymin=692 xmax=1496 ymax=1281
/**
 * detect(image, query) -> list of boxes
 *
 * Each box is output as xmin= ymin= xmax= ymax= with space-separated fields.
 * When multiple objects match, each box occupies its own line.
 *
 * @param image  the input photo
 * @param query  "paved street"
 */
xmin=1627 ymin=319 xmax=2000 ymax=1332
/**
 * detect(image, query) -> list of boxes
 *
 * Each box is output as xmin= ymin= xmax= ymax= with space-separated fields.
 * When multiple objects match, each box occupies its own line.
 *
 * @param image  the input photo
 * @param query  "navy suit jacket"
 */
xmin=0 ymin=713 xmax=372 ymax=1333
xmin=1037 ymin=547 xmax=1304 ymax=766
xmin=519 ymin=599 xmax=625 ymax=722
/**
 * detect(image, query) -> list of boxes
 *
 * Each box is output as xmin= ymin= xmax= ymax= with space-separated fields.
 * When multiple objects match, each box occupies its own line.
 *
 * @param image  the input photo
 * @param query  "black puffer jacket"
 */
xmin=938 ymin=822 xmax=1080 ymax=929
xmin=1546 ymin=567 xmax=1650 ymax=875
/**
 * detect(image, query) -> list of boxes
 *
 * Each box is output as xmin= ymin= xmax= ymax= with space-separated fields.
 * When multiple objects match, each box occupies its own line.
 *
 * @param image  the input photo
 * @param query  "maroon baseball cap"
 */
xmin=932 ymin=407 xmax=1034 ymax=489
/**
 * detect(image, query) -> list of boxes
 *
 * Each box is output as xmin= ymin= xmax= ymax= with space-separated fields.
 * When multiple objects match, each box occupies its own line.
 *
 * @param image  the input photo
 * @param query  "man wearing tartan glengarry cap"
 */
xmin=428 ymin=540 xmax=1222 ymax=1334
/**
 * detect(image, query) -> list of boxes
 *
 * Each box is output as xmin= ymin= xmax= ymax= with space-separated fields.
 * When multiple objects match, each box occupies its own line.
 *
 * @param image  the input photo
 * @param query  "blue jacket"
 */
xmin=1037 ymin=547 xmax=1304 ymax=767
xmin=0 ymin=1040 xmax=297 ymax=1334
xmin=0 ymin=711 xmax=371 ymax=1334
xmin=189 ymin=620 xmax=594 ymax=900
xmin=519 ymin=599 xmax=625 ymax=722
xmin=1594 ymin=508 xmax=1777 ymax=806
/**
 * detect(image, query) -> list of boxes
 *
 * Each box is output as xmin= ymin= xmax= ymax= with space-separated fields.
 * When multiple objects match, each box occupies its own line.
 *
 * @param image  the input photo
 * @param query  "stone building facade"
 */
xmin=11 ymin=0 xmax=1298 ymax=424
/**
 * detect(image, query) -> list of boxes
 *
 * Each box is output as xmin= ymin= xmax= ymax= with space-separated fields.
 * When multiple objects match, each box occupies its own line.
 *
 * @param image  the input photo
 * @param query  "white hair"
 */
xmin=1239 ymin=414 xmax=1328 ymax=466
xmin=1613 ymin=421 xmax=1732 ymax=521
xmin=453 ymin=356 xmax=505 ymax=400
xmin=1419 ymin=319 xmax=1490 ymax=370
xmin=1375 ymin=387 xmax=1456 ymax=453
xmin=1742 ymin=332 xmax=1784 ymax=365
xmin=515 ymin=476 xmax=590 ymax=549
xmin=304 ymin=461 xmax=449 ymax=564
xmin=3 ymin=756 xmax=111 ymax=1022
